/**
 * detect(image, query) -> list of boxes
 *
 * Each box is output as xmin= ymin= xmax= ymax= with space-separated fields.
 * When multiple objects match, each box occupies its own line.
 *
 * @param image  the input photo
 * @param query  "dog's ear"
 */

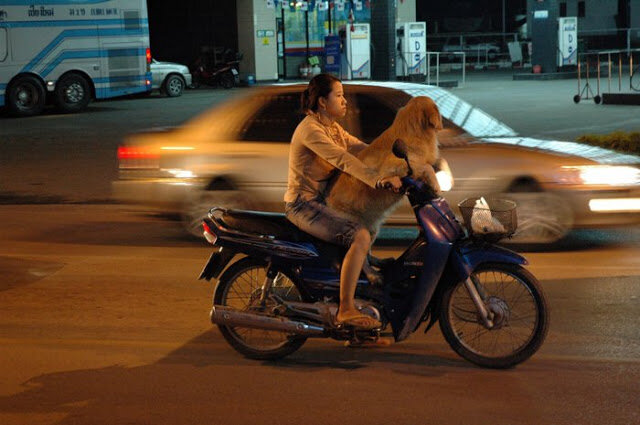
xmin=425 ymin=102 xmax=443 ymax=130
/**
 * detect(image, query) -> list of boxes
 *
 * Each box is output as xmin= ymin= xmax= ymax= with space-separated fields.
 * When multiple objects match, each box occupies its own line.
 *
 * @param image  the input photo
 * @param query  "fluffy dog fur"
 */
xmin=325 ymin=96 xmax=444 ymax=235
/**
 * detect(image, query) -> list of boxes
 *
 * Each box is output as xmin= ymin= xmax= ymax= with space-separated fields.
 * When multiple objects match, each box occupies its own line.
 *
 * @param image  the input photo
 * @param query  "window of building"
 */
xmin=578 ymin=1 xmax=586 ymax=17
xmin=559 ymin=2 xmax=567 ymax=17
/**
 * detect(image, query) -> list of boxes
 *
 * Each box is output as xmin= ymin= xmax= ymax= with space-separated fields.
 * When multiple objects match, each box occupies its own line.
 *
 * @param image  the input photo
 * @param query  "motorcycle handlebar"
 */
xmin=400 ymin=176 xmax=439 ymax=200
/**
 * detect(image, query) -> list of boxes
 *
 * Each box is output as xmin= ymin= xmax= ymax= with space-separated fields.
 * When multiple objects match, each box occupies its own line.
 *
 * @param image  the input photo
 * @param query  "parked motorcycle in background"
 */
xmin=191 ymin=48 xmax=241 ymax=89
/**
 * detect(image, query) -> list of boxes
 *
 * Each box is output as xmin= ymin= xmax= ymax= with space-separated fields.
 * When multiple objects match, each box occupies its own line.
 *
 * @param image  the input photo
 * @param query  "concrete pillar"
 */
xmin=397 ymin=0 xmax=416 ymax=23
xmin=371 ymin=0 xmax=397 ymax=80
xmin=527 ymin=0 xmax=559 ymax=73
xmin=237 ymin=0 xmax=278 ymax=82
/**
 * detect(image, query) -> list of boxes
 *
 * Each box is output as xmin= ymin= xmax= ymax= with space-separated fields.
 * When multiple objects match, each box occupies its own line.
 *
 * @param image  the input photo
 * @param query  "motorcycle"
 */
xmin=199 ymin=141 xmax=549 ymax=368
xmin=191 ymin=50 xmax=241 ymax=89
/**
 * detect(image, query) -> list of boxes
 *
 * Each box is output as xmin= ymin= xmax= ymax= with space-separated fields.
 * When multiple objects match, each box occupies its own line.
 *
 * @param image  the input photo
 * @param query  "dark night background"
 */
xmin=147 ymin=0 xmax=527 ymax=67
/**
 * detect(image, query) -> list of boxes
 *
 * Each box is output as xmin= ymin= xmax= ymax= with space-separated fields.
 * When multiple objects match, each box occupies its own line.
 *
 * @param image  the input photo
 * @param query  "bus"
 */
xmin=0 ymin=0 xmax=152 ymax=117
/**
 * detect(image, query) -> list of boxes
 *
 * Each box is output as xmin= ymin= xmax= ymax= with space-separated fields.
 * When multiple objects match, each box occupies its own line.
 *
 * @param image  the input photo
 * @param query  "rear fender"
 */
xmin=199 ymin=247 xmax=235 ymax=281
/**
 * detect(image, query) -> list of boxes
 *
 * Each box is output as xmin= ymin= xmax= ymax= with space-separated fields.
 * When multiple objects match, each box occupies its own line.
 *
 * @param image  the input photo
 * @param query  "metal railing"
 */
xmin=425 ymin=51 xmax=466 ymax=87
xmin=574 ymin=49 xmax=640 ymax=104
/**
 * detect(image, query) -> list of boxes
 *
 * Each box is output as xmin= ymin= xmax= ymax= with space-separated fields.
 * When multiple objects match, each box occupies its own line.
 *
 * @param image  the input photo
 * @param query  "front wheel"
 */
xmin=220 ymin=71 xmax=235 ymax=89
xmin=213 ymin=257 xmax=307 ymax=360
xmin=163 ymin=74 xmax=184 ymax=97
xmin=439 ymin=263 xmax=549 ymax=368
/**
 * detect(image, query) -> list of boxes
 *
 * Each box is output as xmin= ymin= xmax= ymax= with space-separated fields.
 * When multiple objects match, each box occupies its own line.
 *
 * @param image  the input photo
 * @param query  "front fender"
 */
xmin=452 ymin=241 xmax=528 ymax=281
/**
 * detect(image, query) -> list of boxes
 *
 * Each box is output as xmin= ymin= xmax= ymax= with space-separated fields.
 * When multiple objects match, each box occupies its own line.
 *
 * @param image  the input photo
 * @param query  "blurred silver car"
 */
xmin=150 ymin=59 xmax=192 ymax=97
xmin=112 ymin=82 xmax=640 ymax=244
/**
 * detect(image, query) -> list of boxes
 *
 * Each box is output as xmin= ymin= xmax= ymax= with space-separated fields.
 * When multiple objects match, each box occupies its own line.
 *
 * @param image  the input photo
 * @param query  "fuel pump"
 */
xmin=341 ymin=23 xmax=371 ymax=80
xmin=558 ymin=17 xmax=578 ymax=67
xmin=395 ymin=22 xmax=427 ymax=78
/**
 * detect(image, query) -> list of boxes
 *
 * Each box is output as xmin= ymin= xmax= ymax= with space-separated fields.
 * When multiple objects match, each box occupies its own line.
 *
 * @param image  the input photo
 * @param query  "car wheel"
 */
xmin=503 ymin=191 xmax=573 ymax=244
xmin=163 ymin=74 xmax=184 ymax=97
xmin=182 ymin=189 xmax=257 ymax=238
xmin=54 ymin=73 xmax=91 ymax=113
xmin=7 ymin=75 xmax=46 ymax=117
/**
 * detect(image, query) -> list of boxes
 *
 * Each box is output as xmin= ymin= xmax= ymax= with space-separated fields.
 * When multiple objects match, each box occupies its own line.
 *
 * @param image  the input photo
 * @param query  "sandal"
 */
xmin=336 ymin=312 xmax=382 ymax=330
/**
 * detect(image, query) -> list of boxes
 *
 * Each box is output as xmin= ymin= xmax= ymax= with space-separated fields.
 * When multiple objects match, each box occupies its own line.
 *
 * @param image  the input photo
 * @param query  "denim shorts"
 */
xmin=285 ymin=196 xmax=364 ymax=247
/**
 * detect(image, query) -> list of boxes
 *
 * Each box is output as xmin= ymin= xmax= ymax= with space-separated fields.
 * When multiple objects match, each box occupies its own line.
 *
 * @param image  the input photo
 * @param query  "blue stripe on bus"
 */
xmin=0 ymin=1 xmax=110 ymax=4
xmin=0 ymin=94 xmax=4 ymax=106
xmin=40 ymin=47 xmax=145 ymax=77
xmin=23 ymin=27 xmax=145 ymax=72
xmin=0 ymin=18 xmax=149 ymax=28
xmin=94 ymin=74 xmax=146 ymax=84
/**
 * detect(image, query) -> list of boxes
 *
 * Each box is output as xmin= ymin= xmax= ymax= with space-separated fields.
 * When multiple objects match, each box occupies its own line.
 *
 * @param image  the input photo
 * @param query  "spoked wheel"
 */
xmin=213 ymin=257 xmax=307 ymax=360
xmin=439 ymin=263 xmax=549 ymax=368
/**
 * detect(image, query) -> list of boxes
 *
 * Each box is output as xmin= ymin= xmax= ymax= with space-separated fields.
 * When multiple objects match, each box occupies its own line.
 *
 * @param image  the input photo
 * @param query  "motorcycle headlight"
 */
xmin=436 ymin=170 xmax=453 ymax=191
xmin=558 ymin=165 xmax=640 ymax=186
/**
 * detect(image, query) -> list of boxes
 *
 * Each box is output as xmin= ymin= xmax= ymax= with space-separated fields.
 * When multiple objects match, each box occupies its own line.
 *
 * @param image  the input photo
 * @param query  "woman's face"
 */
xmin=320 ymin=81 xmax=347 ymax=119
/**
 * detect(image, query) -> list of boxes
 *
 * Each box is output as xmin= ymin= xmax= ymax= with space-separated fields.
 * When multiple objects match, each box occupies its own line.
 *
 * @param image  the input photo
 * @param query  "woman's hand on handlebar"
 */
xmin=376 ymin=176 xmax=403 ymax=193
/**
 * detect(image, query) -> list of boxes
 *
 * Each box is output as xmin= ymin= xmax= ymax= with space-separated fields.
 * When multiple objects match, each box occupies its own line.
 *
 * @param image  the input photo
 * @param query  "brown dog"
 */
xmin=325 ymin=96 xmax=444 ymax=236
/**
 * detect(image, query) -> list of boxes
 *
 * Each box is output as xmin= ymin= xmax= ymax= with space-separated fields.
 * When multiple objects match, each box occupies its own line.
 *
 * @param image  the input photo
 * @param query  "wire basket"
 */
xmin=458 ymin=197 xmax=517 ymax=242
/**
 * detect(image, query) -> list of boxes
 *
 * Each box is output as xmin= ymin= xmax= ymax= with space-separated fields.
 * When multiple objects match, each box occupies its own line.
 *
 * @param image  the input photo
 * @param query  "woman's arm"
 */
xmin=341 ymin=126 xmax=369 ymax=155
xmin=303 ymin=127 xmax=379 ymax=188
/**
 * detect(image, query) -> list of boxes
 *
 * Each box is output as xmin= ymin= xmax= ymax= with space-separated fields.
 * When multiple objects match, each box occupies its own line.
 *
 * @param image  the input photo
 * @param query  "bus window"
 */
xmin=0 ymin=28 xmax=6 ymax=62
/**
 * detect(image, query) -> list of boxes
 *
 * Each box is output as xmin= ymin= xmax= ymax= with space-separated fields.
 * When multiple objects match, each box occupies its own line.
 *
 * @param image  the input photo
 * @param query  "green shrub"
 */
xmin=576 ymin=131 xmax=640 ymax=155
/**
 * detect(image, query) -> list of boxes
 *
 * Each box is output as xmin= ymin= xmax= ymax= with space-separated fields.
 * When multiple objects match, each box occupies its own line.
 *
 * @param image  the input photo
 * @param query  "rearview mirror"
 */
xmin=392 ymin=139 xmax=408 ymax=159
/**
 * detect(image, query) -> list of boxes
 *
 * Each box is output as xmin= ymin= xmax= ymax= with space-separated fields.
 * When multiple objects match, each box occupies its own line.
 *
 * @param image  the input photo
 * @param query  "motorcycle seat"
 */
xmin=220 ymin=209 xmax=316 ymax=242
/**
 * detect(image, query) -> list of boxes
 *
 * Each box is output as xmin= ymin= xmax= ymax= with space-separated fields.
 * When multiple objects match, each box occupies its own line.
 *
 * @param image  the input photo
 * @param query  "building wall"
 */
xmin=397 ymin=0 xmax=416 ymax=22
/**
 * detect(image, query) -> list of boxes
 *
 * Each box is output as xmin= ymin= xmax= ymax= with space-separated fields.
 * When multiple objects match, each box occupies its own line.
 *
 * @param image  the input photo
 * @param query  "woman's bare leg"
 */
xmin=337 ymin=228 xmax=373 ymax=321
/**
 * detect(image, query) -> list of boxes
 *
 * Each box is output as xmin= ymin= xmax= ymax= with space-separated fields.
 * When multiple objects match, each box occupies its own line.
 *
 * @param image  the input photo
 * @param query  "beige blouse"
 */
xmin=284 ymin=114 xmax=379 ymax=203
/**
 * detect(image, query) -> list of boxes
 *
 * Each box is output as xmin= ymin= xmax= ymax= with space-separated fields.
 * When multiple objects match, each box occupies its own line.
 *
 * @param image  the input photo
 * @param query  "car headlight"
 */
xmin=559 ymin=165 xmax=640 ymax=186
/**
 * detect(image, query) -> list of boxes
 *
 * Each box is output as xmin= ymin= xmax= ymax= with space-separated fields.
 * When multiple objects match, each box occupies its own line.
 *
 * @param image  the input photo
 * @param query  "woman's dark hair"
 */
xmin=301 ymin=73 xmax=341 ymax=113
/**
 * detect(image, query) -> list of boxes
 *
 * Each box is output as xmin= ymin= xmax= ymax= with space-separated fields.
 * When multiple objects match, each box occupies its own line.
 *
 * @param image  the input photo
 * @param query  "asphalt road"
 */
xmin=0 ymin=204 xmax=639 ymax=425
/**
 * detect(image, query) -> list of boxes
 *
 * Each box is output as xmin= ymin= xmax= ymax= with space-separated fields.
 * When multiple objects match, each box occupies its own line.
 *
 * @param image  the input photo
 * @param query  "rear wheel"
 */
xmin=439 ymin=263 xmax=549 ymax=368
xmin=7 ymin=75 xmax=46 ymax=117
xmin=54 ymin=73 xmax=91 ymax=113
xmin=504 ymin=181 xmax=573 ymax=244
xmin=214 ymin=257 xmax=307 ymax=360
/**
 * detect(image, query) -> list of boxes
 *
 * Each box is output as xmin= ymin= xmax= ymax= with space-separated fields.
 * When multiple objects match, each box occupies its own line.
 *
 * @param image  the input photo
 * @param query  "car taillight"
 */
xmin=117 ymin=146 xmax=159 ymax=160
xmin=146 ymin=48 xmax=152 ymax=64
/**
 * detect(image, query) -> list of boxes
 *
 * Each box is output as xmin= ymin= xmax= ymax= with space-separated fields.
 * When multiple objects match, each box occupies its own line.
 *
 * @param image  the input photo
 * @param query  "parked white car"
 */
xmin=150 ymin=59 xmax=192 ymax=97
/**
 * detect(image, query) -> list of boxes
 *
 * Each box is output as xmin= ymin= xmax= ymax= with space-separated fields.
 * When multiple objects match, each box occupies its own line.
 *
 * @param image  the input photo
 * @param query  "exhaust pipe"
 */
xmin=210 ymin=305 xmax=326 ymax=336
